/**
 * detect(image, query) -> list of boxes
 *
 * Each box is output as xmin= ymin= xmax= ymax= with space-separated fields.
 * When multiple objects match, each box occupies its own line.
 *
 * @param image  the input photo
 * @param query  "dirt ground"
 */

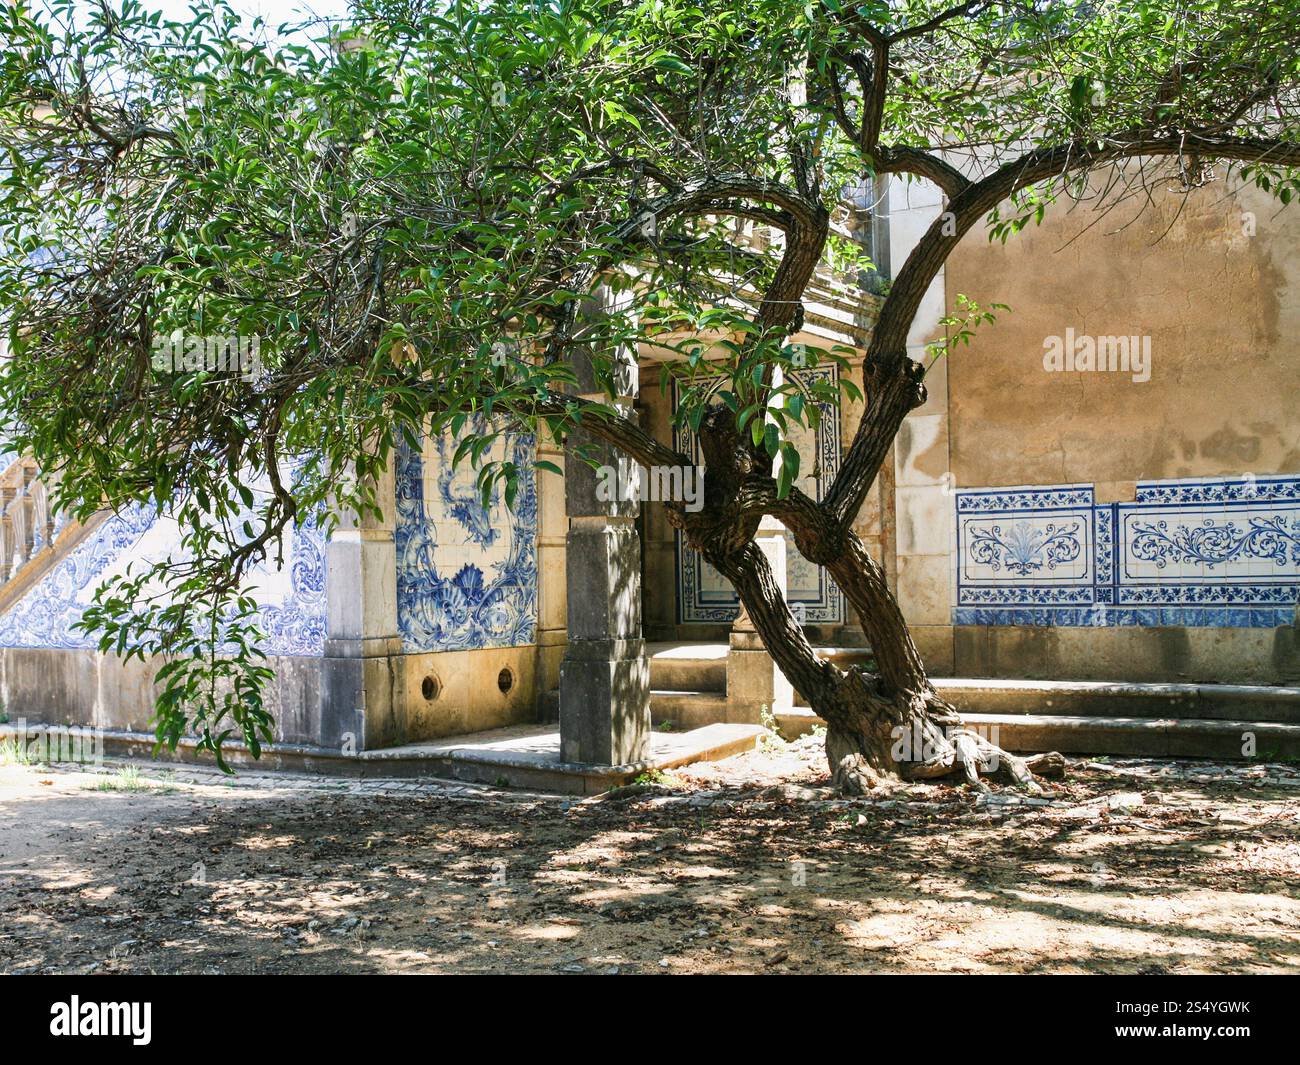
xmin=2 ymin=735 xmax=1298 ymax=974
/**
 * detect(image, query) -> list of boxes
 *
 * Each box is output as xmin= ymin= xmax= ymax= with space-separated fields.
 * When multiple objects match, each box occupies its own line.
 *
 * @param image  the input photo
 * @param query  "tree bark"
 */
xmin=678 ymin=435 xmax=1062 ymax=791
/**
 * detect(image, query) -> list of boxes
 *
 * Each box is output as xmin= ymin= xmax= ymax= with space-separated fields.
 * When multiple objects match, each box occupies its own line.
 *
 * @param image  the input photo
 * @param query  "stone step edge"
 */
xmin=549 ymin=677 xmax=1300 ymax=722
xmin=773 ymin=706 xmax=1300 ymax=733
xmin=649 ymin=689 xmax=729 ymax=700
xmin=771 ymin=707 xmax=1300 ymax=759
xmin=784 ymin=678 xmax=1300 ymax=718
xmin=933 ymin=678 xmax=1300 ymax=702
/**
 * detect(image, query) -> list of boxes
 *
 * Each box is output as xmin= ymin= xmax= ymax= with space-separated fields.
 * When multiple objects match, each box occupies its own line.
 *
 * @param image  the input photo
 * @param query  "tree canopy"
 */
xmin=1 ymin=0 xmax=1297 ymax=767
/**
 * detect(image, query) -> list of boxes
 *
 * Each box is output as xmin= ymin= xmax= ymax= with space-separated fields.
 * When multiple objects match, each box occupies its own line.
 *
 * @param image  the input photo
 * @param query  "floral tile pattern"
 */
xmin=954 ymin=476 xmax=1300 ymax=627
xmin=395 ymin=424 xmax=537 ymax=652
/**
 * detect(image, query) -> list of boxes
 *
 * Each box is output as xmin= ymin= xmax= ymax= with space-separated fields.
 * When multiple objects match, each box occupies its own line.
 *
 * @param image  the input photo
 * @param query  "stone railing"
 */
xmin=0 ymin=453 xmax=95 ymax=612
xmin=0 ymin=453 xmax=55 ymax=584
xmin=722 ymin=218 xmax=882 ymax=348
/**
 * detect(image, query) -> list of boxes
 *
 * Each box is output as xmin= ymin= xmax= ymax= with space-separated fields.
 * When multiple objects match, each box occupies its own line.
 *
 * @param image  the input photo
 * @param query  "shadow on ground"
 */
xmin=1 ymin=756 xmax=1297 ymax=974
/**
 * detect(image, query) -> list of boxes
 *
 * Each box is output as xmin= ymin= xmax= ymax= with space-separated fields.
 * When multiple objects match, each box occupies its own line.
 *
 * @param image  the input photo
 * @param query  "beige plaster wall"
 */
xmin=885 ymin=176 xmax=958 ymax=673
xmin=534 ymin=424 xmax=568 ymax=699
xmin=943 ymin=171 xmax=1300 ymax=682
xmin=397 ymin=645 xmax=537 ymax=741
xmin=946 ymin=175 xmax=1300 ymax=490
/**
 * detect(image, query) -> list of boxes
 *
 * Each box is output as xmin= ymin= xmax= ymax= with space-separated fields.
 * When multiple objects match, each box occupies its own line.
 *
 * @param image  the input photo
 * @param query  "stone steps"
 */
xmin=645 ymin=640 xmax=875 ymax=703
xmin=549 ymin=643 xmax=1300 ymax=763
xmin=541 ymin=686 xmax=731 ymax=731
xmin=933 ymin=678 xmax=1300 ymax=723
xmin=966 ymin=713 xmax=1300 ymax=760
xmin=646 ymin=641 xmax=727 ymax=693
xmin=772 ymin=706 xmax=1300 ymax=761
xmin=649 ymin=689 xmax=729 ymax=729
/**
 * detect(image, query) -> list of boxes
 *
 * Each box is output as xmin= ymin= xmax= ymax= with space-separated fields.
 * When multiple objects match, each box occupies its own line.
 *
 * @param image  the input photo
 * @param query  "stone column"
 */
xmin=726 ymin=517 xmax=794 ymax=722
xmin=558 ymin=288 xmax=651 ymax=765
xmin=321 ymin=462 xmax=402 ymax=751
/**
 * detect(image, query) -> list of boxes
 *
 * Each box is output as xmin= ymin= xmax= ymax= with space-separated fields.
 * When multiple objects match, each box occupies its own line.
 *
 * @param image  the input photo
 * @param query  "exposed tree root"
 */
xmin=832 ymin=739 xmax=1065 ymax=796
xmin=832 ymin=754 xmax=882 ymax=795
xmin=825 ymin=692 xmax=1067 ymax=796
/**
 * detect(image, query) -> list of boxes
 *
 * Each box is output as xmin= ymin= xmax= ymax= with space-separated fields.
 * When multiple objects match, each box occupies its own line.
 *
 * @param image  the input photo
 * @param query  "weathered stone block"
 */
xmin=564 ymin=520 xmax=643 ymax=640
xmin=565 ymin=422 xmax=641 ymax=519
xmin=726 ymin=647 xmax=793 ymax=721
xmin=559 ymin=638 xmax=650 ymax=764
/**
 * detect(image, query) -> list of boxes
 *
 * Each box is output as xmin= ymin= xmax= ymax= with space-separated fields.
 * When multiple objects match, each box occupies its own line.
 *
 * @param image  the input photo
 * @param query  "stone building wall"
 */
xmin=927 ymin=171 xmax=1300 ymax=683
xmin=0 ymin=492 xmax=339 ymax=746
xmin=6 ymin=167 xmax=1299 ymax=757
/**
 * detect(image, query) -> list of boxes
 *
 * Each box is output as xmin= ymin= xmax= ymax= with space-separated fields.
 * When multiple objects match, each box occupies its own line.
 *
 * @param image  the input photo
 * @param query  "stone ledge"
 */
xmin=0 ymin=721 xmax=765 ymax=796
xmin=934 ymin=677 xmax=1300 ymax=722
xmin=961 ymin=713 xmax=1300 ymax=760
xmin=769 ymin=707 xmax=1300 ymax=761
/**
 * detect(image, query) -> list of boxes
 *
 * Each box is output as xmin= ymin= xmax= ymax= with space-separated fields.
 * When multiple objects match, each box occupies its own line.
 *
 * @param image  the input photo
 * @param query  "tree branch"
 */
xmin=879 ymin=145 xmax=972 ymax=199
xmin=822 ymin=131 xmax=1300 ymax=528
xmin=888 ymin=1 xmax=995 ymax=42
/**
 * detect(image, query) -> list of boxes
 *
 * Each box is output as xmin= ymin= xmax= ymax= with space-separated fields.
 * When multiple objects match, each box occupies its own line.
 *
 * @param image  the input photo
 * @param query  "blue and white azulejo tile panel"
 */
xmin=0 ymin=499 xmax=327 ymax=656
xmin=395 ymin=422 xmax=537 ymax=652
xmin=953 ymin=475 xmax=1300 ymax=628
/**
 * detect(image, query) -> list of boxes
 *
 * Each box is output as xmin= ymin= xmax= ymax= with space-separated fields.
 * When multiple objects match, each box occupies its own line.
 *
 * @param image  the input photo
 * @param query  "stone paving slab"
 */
xmin=355 ymin=722 xmax=766 ymax=793
xmin=1 ymin=721 xmax=766 ymax=795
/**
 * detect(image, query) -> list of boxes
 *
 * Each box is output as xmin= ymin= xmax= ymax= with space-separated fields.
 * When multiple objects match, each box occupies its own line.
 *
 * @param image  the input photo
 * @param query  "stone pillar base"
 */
xmin=726 ymin=518 xmax=793 ymax=723
xmin=726 ymin=642 xmax=794 ymax=723
xmin=320 ymin=652 xmax=399 ymax=752
xmin=559 ymin=637 xmax=650 ymax=764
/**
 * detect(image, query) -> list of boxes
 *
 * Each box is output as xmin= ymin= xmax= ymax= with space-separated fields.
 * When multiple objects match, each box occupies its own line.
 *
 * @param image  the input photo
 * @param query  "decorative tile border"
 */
xmin=395 ymin=424 xmax=538 ymax=652
xmin=956 ymin=484 xmax=1095 ymax=513
xmin=674 ymin=368 xmax=844 ymax=624
xmin=1134 ymin=474 xmax=1300 ymax=504
xmin=954 ymin=475 xmax=1300 ymax=628
xmin=952 ymin=606 xmax=1297 ymax=627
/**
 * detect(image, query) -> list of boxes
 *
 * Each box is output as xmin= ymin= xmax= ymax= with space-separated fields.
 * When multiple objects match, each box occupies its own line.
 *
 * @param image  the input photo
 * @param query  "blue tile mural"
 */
xmin=953 ymin=476 xmax=1300 ymax=627
xmin=0 ymin=503 xmax=327 ymax=656
xmin=674 ymin=367 xmax=845 ymax=624
xmin=395 ymin=424 xmax=537 ymax=651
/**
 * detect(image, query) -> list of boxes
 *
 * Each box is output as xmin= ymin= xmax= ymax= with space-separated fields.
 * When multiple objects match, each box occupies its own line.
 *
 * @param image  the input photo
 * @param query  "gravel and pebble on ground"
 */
xmin=2 ymin=735 xmax=1297 ymax=974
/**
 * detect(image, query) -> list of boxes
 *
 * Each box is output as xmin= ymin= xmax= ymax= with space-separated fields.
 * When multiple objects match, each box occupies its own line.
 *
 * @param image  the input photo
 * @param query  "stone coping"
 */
xmin=0 ymin=721 xmax=765 ymax=795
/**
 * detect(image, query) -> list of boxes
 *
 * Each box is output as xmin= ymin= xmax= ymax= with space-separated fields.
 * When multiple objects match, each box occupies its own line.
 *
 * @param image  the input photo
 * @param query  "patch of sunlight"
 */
xmin=509 ymin=922 xmax=582 ymax=942
xmin=232 ymin=834 xmax=300 ymax=851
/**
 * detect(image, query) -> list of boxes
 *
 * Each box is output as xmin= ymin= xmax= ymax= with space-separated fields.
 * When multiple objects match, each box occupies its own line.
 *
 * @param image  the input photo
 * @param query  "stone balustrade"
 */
xmin=0 ymin=454 xmax=56 ymax=586
xmin=694 ymin=216 xmax=881 ymax=348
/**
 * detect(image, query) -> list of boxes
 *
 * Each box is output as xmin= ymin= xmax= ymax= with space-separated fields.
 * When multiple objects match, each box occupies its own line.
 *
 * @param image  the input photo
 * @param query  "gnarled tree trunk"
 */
xmin=678 ymin=401 xmax=1064 ymax=792
xmin=714 ymin=521 xmax=1062 ymax=791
